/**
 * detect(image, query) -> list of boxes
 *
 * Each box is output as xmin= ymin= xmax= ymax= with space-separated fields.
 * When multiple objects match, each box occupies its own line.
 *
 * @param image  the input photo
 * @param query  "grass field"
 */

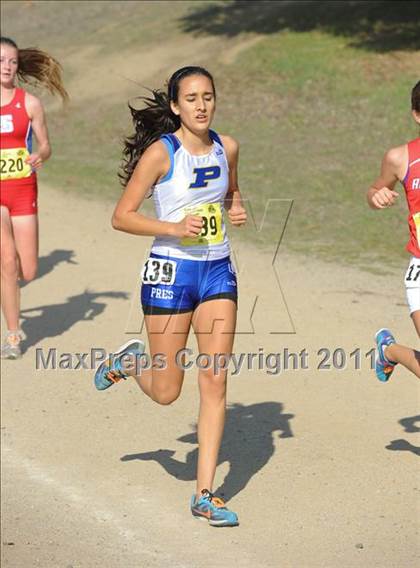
xmin=1 ymin=0 xmax=419 ymax=269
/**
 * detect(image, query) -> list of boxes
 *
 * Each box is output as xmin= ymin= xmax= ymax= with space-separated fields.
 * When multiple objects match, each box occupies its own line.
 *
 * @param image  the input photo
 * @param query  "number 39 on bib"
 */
xmin=181 ymin=202 xmax=223 ymax=246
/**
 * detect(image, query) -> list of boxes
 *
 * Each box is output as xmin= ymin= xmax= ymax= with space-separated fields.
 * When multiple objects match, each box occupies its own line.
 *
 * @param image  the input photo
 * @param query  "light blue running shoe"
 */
xmin=191 ymin=489 xmax=239 ymax=527
xmin=375 ymin=328 xmax=397 ymax=382
xmin=94 ymin=339 xmax=144 ymax=391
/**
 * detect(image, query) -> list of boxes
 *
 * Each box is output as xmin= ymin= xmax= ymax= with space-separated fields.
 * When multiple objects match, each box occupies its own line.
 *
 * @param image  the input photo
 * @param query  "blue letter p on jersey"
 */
xmin=189 ymin=166 xmax=221 ymax=189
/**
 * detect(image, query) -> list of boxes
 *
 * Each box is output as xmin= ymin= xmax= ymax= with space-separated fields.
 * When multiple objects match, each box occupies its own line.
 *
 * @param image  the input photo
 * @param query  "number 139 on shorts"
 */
xmin=142 ymin=258 xmax=177 ymax=285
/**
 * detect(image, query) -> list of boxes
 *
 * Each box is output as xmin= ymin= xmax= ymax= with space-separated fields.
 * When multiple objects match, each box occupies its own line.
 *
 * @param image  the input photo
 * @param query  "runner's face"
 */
xmin=0 ymin=44 xmax=18 ymax=87
xmin=412 ymin=109 xmax=420 ymax=125
xmin=171 ymin=75 xmax=216 ymax=133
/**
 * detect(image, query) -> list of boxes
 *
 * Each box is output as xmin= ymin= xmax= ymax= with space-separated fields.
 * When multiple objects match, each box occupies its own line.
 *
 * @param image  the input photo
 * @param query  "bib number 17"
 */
xmin=405 ymin=262 xmax=420 ymax=283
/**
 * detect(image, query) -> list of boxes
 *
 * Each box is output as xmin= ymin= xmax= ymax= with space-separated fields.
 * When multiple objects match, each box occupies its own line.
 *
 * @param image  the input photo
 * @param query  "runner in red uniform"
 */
xmin=0 ymin=36 xmax=68 ymax=359
xmin=1 ymin=86 xmax=38 ymax=215
xmin=403 ymin=137 xmax=420 ymax=260
xmin=367 ymin=80 xmax=420 ymax=381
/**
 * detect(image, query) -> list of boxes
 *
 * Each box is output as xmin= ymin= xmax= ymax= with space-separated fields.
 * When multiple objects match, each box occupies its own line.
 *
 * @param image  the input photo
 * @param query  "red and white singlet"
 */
xmin=0 ymin=87 xmax=37 ymax=215
xmin=403 ymin=137 xmax=420 ymax=257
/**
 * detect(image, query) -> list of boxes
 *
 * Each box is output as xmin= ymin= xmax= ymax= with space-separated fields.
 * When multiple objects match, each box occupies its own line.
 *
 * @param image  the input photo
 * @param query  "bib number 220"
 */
xmin=0 ymin=147 xmax=32 ymax=181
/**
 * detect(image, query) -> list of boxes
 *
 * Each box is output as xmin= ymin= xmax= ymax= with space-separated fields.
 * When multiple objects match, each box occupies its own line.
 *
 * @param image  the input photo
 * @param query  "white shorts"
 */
xmin=404 ymin=256 xmax=420 ymax=314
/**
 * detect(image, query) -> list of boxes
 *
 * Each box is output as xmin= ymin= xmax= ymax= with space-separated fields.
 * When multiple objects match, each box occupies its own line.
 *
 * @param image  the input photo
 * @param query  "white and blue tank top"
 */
xmin=150 ymin=130 xmax=231 ymax=261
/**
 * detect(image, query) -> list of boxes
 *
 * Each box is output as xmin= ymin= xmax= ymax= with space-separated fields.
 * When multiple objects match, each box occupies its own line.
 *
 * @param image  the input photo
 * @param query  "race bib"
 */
xmin=413 ymin=212 xmax=420 ymax=247
xmin=405 ymin=260 xmax=420 ymax=284
xmin=142 ymin=258 xmax=177 ymax=285
xmin=181 ymin=202 xmax=223 ymax=246
xmin=0 ymin=147 xmax=32 ymax=181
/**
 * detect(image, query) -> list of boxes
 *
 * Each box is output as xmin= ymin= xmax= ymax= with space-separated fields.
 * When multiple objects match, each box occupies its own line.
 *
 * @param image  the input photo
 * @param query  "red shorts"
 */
xmin=0 ymin=178 xmax=38 ymax=216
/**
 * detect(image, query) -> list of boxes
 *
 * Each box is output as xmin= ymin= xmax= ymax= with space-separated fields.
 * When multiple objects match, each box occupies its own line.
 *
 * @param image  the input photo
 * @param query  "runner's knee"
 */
xmin=199 ymin=368 xmax=227 ymax=398
xmin=1 ymin=255 xmax=19 ymax=280
xmin=152 ymin=386 xmax=181 ymax=405
xmin=20 ymin=263 xmax=37 ymax=282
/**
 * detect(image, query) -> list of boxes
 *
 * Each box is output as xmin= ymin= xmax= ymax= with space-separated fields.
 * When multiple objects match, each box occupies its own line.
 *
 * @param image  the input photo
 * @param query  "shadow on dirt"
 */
xmin=121 ymin=401 xmax=294 ymax=500
xmin=20 ymin=290 xmax=129 ymax=351
xmin=386 ymin=414 xmax=420 ymax=457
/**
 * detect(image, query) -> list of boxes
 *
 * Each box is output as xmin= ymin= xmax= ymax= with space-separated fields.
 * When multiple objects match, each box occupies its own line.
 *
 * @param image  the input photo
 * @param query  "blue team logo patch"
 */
xmin=189 ymin=166 xmax=221 ymax=189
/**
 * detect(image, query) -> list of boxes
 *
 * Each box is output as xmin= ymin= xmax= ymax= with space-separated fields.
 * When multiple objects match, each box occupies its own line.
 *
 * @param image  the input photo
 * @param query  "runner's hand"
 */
xmin=228 ymin=204 xmax=247 ymax=226
xmin=371 ymin=187 xmax=399 ymax=209
xmin=25 ymin=153 xmax=43 ymax=169
xmin=173 ymin=215 xmax=203 ymax=238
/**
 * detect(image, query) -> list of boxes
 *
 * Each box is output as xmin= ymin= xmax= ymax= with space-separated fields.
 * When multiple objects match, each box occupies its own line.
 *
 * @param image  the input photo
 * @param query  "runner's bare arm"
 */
xmin=25 ymin=93 xmax=51 ymax=167
xmin=367 ymin=145 xmax=407 ymax=209
xmin=221 ymin=134 xmax=247 ymax=226
xmin=112 ymin=141 xmax=203 ymax=238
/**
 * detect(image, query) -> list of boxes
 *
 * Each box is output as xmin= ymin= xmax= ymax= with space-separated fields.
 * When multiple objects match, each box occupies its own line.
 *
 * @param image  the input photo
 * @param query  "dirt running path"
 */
xmin=1 ymin=184 xmax=419 ymax=568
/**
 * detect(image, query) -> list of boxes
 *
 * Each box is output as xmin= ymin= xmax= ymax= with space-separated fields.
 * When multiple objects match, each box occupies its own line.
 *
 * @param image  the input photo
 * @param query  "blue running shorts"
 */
xmin=141 ymin=253 xmax=237 ymax=314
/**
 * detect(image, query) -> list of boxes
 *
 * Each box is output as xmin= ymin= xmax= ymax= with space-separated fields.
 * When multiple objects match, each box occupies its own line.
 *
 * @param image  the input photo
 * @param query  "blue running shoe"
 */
xmin=191 ymin=489 xmax=239 ymax=527
xmin=94 ymin=339 xmax=144 ymax=391
xmin=375 ymin=328 xmax=397 ymax=382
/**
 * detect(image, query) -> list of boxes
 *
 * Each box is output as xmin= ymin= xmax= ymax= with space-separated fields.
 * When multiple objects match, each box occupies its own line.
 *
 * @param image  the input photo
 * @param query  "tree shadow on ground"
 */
xmin=20 ymin=249 xmax=77 ymax=288
xmin=20 ymin=290 xmax=128 ymax=351
xmin=386 ymin=414 xmax=420 ymax=457
xmin=121 ymin=401 xmax=294 ymax=501
xmin=180 ymin=0 xmax=419 ymax=52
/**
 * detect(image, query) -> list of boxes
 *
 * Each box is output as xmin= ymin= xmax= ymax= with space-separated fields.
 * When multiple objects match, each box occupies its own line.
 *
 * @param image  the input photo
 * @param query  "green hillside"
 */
xmin=1 ymin=0 xmax=419 ymax=269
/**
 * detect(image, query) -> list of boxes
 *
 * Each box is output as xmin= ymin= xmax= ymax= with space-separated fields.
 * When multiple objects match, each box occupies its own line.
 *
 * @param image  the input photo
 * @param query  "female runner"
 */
xmin=0 ymin=36 xmax=68 ymax=358
xmin=367 ymin=79 xmax=420 ymax=380
xmin=94 ymin=66 xmax=247 ymax=526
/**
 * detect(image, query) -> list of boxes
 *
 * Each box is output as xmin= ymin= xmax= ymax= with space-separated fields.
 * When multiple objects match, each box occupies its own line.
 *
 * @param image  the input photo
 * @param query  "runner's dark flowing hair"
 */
xmin=119 ymin=66 xmax=216 ymax=187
